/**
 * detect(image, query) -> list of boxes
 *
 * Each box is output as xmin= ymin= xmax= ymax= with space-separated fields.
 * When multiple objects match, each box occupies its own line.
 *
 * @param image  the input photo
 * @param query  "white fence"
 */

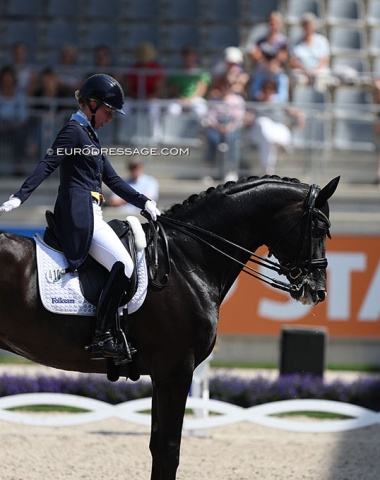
xmin=0 ymin=393 xmax=378 ymax=433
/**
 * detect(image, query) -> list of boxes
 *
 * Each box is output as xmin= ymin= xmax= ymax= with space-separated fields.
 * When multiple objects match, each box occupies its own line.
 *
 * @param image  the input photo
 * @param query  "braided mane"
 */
xmin=164 ymin=175 xmax=302 ymax=217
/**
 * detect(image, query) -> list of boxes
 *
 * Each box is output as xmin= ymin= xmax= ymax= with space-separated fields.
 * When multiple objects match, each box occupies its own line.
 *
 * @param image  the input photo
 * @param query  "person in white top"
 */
xmin=289 ymin=12 xmax=331 ymax=91
xmin=108 ymin=157 xmax=159 ymax=215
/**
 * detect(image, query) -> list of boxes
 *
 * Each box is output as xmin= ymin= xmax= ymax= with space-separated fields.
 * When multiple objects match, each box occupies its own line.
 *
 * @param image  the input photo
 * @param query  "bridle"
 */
xmin=147 ymin=184 xmax=331 ymax=294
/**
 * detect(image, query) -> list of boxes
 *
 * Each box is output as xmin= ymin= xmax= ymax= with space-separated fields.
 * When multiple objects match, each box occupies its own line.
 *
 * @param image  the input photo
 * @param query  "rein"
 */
xmin=146 ymin=184 xmax=330 ymax=294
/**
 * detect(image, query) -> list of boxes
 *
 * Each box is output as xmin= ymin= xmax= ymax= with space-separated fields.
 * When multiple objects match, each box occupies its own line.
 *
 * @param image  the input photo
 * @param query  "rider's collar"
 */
xmin=71 ymin=110 xmax=98 ymax=139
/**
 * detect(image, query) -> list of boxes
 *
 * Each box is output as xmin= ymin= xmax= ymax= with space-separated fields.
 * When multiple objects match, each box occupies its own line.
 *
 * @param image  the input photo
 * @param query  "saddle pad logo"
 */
xmin=34 ymin=234 xmax=148 ymax=316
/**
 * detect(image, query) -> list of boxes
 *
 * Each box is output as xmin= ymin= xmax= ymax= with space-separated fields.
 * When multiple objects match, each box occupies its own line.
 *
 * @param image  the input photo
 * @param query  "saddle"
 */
xmin=43 ymin=210 xmax=139 ymax=306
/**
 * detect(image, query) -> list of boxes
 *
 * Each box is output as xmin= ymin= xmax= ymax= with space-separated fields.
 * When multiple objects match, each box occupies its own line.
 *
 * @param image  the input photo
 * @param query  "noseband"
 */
xmin=267 ymin=184 xmax=331 ymax=292
xmin=154 ymin=184 xmax=331 ymax=294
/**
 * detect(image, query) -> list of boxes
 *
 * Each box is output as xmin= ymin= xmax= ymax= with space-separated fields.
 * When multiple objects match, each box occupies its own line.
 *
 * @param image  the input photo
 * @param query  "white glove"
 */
xmin=0 ymin=195 xmax=21 ymax=215
xmin=144 ymin=200 xmax=161 ymax=221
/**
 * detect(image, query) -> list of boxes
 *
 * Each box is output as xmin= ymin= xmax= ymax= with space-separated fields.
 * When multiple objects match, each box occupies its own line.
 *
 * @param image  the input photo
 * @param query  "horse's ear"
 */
xmin=315 ymin=176 xmax=340 ymax=208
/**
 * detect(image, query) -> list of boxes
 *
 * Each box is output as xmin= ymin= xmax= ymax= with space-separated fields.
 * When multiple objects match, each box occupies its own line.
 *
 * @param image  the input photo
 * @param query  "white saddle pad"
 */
xmin=34 ymin=234 xmax=148 ymax=316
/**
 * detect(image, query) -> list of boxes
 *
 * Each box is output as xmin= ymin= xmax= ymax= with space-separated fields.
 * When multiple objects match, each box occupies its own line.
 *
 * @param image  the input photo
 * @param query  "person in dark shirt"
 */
xmin=0 ymin=74 xmax=160 ymax=362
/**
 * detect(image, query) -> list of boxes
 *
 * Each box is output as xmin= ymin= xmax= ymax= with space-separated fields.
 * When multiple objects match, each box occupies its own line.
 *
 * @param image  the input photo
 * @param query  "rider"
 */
xmin=0 ymin=73 xmax=161 ymax=362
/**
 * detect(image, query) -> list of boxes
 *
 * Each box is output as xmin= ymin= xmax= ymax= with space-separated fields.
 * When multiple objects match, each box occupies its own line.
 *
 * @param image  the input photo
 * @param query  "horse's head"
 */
xmin=268 ymin=177 xmax=340 ymax=306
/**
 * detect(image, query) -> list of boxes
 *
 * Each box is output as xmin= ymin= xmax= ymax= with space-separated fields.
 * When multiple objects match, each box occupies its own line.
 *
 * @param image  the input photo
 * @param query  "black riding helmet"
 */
xmin=76 ymin=74 xmax=125 ymax=126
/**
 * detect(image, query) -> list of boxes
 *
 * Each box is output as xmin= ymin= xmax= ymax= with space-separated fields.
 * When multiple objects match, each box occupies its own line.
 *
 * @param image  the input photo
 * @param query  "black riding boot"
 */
xmin=88 ymin=261 xmax=133 ymax=361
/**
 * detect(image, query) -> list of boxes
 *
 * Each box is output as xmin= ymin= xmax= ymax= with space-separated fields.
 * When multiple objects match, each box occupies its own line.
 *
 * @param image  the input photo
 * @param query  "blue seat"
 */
xmin=331 ymin=56 xmax=370 ymax=76
xmin=367 ymin=0 xmax=380 ymax=27
xmin=47 ymin=0 xmax=80 ymax=17
xmin=128 ymin=24 xmax=160 ymax=51
xmin=291 ymin=86 xmax=331 ymax=150
xmin=127 ymin=0 xmax=160 ymax=20
xmin=246 ymin=0 xmax=280 ymax=23
xmin=333 ymin=87 xmax=373 ymax=118
xmin=327 ymin=0 xmax=365 ymax=27
xmin=207 ymin=26 xmax=240 ymax=52
xmin=7 ymin=0 xmax=44 ymax=16
xmin=287 ymin=0 xmax=324 ymax=25
xmin=85 ymin=22 xmax=121 ymax=50
xmin=166 ymin=25 xmax=201 ymax=51
xmin=369 ymin=28 xmax=380 ymax=56
xmin=86 ymin=0 xmax=120 ymax=18
xmin=333 ymin=118 xmax=376 ymax=151
xmin=205 ymin=0 xmax=240 ymax=22
xmin=6 ymin=20 xmax=38 ymax=46
xmin=161 ymin=113 xmax=202 ymax=148
xmin=330 ymin=27 xmax=367 ymax=57
xmin=166 ymin=0 xmax=200 ymax=21
xmin=45 ymin=21 xmax=79 ymax=48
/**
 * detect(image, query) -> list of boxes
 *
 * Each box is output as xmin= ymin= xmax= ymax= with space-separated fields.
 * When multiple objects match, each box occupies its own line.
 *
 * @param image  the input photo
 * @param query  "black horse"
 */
xmin=0 ymin=175 xmax=339 ymax=479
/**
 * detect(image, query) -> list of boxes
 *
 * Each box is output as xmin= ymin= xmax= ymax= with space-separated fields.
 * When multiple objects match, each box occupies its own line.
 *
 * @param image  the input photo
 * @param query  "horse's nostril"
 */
xmin=317 ymin=290 xmax=326 ymax=302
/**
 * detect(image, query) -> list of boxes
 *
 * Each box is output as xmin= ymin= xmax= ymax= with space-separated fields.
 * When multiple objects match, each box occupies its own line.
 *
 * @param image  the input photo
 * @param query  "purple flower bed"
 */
xmin=209 ymin=374 xmax=380 ymax=411
xmin=0 ymin=373 xmax=378 ymax=411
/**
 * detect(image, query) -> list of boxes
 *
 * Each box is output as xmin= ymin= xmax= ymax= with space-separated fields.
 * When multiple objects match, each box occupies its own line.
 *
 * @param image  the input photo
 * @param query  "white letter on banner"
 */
xmin=358 ymin=260 xmax=380 ymax=322
xmin=327 ymin=253 xmax=366 ymax=320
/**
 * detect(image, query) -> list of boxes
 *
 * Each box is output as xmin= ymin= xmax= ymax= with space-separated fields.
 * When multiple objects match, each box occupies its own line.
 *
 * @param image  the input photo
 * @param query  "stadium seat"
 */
xmin=369 ymin=28 xmax=380 ymax=56
xmin=85 ymin=22 xmax=121 ymax=50
xmin=47 ymin=0 xmax=78 ymax=17
xmin=127 ymin=0 xmax=160 ymax=20
xmin=166 ymin=0 xmax=200 ymax=21
xmin=116 ymin=111 xmax=155 ymax=146
xmin=333 ymin=118 xmax=376 ymax=151
xmin=329 ymin=27 xmax=367 ymax=57
xmin=246 ymin=0 xmax=281 ymax=23
xmin=326 ymin=0 xmax=365 ymax=27
xmin=127 ymin=24 xmax=160 ymax=52
xmin=45 ymin=20 xmax=79 ymax=48
xmin=165 ymin=25 xmax=201 ymax=51
xmin=287 ymin=0 xmax=324 ymax=25
xmin=6 ymin=20 xmax=38 ymax=46
xmin=291 ymin=86 xmax=331 ymax=150
xmin=207 ymin=25 xmax=240 ymax=52
xmin=372 ymin=57 xmax=380 ymax=76
xmin=332 ymin=56 xmax=370 ymax=75
xmin=333 ymin=86 xmax=373 ymax=118
xmin=7 ymin=0 xmax=44 ymax=16
xmin=204 ymin=0 xmax=240 ymax=22
xmin=86 ymin=0 xmax=121 ymax=18
xmin=161 ymin=113 xmax=202 ymax=147
xmin=367 ymin=0 xmax=380 ymax=27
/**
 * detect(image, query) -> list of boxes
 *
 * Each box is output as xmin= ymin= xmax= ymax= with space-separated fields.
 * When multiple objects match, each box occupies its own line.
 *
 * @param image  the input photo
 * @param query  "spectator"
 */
xmin=124 ymin=42 xmax=165 ymax=142
xmin=0 ymin=65 xmax=28 ymax=175
xmin=289 ymin=12 xmax=331 ymax=91
xmin=56 ymin=44 xmax=82 ymax=90
xmin=125 ymin=42 xmax=164 ymax=100
xmin=249 ymin=11 xmax=288 ymax=74
xmin=250 ymin=79 xmax=305 ymax=176
xmin=249 ymin=45 xmax=289 ymax=102
xmin=107 ymin=157 xmax=159 ymax=216
xmin=29 ymin=68 xmax=72 ymax=158
xmin=33 ymin=68 xmax=71 ymax=105
xmin=10 ymin=41 xmax=37 ymax=96
xmin=210 ymin=47 xmax=249 ymax=98
xmin=87 ymin=45 xmax=117 ymax=80
xmin=167 ymin=45 xmax=211 ymax=120
xmin=203 ymin=84 xmax=246 ymax=182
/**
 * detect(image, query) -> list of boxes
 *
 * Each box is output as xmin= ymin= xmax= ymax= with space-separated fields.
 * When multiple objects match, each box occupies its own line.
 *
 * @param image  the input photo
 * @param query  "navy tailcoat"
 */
xmin=14 ymin=118 xmax=149 ymax=271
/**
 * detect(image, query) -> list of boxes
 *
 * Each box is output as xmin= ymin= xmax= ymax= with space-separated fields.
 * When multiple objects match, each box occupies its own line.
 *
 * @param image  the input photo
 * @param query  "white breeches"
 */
xmin=251 ymin=116 xmax=291 ymax=170
xmin=89 ymin=203 xmax=134 ymax=278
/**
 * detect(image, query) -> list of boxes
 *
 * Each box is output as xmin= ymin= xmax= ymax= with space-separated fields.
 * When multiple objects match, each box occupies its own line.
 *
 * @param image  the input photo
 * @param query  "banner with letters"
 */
xmin=220 ymin=236 xmax=380 ymax=338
